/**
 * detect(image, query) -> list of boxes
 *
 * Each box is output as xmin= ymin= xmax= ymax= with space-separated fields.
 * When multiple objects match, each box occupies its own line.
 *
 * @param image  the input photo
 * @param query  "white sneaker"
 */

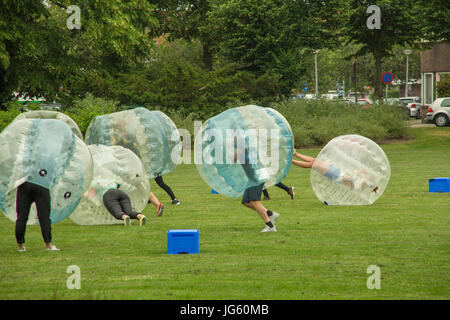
xmin=18 ymin=247 xmax=26 ymax=252
xmin=46 ymin=245 xmax=60 ymax=251
xmin=270 ymin=212 xmax=280 ymax=224
xmin=261 ymin=225 xmax=277 ymax=232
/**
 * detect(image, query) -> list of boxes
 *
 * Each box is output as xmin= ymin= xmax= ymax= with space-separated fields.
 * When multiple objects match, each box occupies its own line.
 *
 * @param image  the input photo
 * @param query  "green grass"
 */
xmin=0 ymin=127 xmax=449 ymax=300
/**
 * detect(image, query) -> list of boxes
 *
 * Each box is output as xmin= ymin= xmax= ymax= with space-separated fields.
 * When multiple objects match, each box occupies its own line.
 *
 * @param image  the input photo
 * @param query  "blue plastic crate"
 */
xmin=167 ymin=229 xmax=199 ymax=254
xmin=429 ymin=178 xmax=450 ymax=193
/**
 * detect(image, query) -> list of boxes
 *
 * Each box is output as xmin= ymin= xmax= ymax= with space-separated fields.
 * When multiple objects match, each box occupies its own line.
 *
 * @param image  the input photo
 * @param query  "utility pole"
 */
xmin=313 ymin=50 xmax=319 ymax=97
xmin=404 ymin=49 xmax=413 ymax=97
xmin=352 ymin=61 xmax=357 ymax=103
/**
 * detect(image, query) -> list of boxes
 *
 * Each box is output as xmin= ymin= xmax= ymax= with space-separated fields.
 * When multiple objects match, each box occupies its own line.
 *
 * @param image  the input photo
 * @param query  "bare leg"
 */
xmin=243 ymin=201 xmax=270 ymax=223
xmin=148 ymin=192 xmax=161 ymax=209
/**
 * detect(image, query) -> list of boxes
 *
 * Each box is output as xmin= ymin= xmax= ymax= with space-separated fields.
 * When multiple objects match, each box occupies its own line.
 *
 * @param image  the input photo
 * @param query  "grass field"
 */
xmin=0 ymin=126 xmax=449 ymax=300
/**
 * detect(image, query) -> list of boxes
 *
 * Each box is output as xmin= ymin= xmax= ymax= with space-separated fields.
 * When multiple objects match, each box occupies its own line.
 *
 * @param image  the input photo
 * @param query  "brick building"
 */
xmin=420 ymin=42 xmax=450 ymax=105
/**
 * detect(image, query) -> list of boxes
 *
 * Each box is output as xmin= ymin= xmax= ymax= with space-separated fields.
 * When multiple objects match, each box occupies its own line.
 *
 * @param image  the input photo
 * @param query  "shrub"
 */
xmin=65 ymin=94 xmax=120 ymax=135
xmin=271 ymin=99 xmax=407 ymax=147
xmin=0 ymin=102 xmax=22 ymax=132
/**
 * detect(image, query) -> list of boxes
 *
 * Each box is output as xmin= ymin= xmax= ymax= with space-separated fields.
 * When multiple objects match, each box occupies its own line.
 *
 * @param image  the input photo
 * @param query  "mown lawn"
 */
xmin=0 ymin=126 xmax=449 ymax=300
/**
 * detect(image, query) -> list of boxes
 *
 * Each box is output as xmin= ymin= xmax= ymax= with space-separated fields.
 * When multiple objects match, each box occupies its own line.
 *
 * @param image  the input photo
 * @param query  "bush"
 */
xmin=65 ymin=94 xmax=120 ymax=135
xmin=271 ymin=99 xmax=407 ymax=147
xmin=0 ymin=102 xmax=22 ymax=132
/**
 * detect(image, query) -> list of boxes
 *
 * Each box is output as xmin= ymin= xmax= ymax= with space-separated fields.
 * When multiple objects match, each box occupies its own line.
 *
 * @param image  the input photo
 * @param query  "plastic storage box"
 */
xmin=428 ymin=178 xmax=450 ymax=193
xmin=167 ymin=229 xmax=200 ymax=254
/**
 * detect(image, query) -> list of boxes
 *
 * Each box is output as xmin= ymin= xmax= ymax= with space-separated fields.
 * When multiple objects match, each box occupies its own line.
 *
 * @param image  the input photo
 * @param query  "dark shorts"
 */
xmin=241 ymin=183 xmax=264 ymax=204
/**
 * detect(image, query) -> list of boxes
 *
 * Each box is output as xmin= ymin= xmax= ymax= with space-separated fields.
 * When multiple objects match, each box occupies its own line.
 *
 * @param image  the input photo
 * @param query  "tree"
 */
xmin=416 ymin=0 xmax=450 ymax=43
xmin=201 ymin=0 xmax=348 ymax=96
xmin=153 ymin=0 xmax=216 ymax=70
xmin=0 ymin=0 xmax=157 ymax=106
xmin=344 ymin=0 xmax=422 ymax=99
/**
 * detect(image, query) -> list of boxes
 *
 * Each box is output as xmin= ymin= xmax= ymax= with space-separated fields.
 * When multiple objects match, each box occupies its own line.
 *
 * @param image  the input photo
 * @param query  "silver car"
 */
xmin=406 ymin=102 xmax=422 ymax=119
xmin=425 ymin=97 xmax=450 ymax=127
xmin=399 ymin=97 xmax=422 ymax=118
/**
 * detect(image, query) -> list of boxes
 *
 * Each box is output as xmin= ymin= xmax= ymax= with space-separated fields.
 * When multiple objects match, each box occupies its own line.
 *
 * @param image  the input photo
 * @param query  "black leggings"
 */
xmin=263 ymin=182 xmax=290 ymax=198
xmin=15 ymin=182 xmax=52 ymax=244
xmin=154 ymin=176 xmax=176 ymax=200
xmin=103 ymin=189 xmax=140 ymax=220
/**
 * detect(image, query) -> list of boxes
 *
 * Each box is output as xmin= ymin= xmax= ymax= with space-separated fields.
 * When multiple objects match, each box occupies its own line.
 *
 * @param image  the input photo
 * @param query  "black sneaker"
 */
xmin=172 ymin=199 xmax=180 ymax=205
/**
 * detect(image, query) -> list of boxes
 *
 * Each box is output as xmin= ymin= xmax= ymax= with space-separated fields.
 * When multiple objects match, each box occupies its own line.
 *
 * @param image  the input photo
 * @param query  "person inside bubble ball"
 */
xmin=234 ymin=142 xmax=280 ymax=233
xmin=15 ymin=182 xmax=60 ymax=252
xmin=292 ymin=150 xmax=355 ymax=189
xmin=87 ymin=181 xmax=148 ymax=226
xmin=292 ymin=150 xmax=379 ymax=192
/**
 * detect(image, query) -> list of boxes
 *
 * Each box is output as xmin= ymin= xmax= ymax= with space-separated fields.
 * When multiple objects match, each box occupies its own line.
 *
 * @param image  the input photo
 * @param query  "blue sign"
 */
xmin=382 ymin=72 xmax=394 ymax=84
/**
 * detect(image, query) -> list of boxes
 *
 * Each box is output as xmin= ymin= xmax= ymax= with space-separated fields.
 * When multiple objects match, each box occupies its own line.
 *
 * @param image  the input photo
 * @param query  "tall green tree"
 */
xmin=202 ymin=0 xmax=348 ymax=95
xmin=416 ymin=0 xmax=450 ymax=43
xmin=153 ymin=0 xmax=215 ymax=70
xmin=344 ymin=0 xmax=422 ymax=99
xmin=0 ymin=0 xmax=157 ymax=105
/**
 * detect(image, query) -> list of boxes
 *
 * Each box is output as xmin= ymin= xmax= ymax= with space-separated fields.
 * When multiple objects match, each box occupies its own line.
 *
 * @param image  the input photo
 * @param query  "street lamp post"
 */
xmin=404 ymin=49 xmax=413 ymax=97
xmin=313 ymin=50 xmax=319 ymax=97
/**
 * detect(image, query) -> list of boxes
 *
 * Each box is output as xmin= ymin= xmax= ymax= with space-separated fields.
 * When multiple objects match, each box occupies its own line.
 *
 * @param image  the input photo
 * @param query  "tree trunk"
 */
xmin=203 ymin=43 xmax=213 ymax=71
xmin=374 ymin=54 xmax=383 ymax=101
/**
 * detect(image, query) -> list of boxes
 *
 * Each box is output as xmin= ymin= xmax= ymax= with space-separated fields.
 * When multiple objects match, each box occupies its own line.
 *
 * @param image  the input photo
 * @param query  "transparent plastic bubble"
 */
xmin=85 ymin=107 xmax=181 ymax=178
xmin=310 ymin=134 xmax=391 ymax=205
xmin=0 ymin=119 xmax=93 ymax=224
xmin=196 ymin=105 xmax=294 ymax=198
xmin=14 ymin=110 xmax=83 ymax=139
xmin=69 ymin=145 xmax=150 ymax=225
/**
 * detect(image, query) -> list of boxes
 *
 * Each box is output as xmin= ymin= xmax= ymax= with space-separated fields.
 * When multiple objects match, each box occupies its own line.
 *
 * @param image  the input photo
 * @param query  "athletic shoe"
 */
xmin=261 ymin=225 xmax=277 ymax=232
xmin=288 ymin=186 xmax=295 ymax=200
xmin=156 ymin=204 xmax=165 ymax=217
xmin=172 ymin=199 xmax=180 ymax=205
xmin=18 ymin=247 xmax=26 ymax=252
xmin=46 ymin=245 xmax=60 ymax=251
xmin=270 ymin=212 xmax=280 ymax=224
xmin=139 ymin=215 xmax=147 ymax=226
xmin=123 ymin=215 xmax=131 ymax=226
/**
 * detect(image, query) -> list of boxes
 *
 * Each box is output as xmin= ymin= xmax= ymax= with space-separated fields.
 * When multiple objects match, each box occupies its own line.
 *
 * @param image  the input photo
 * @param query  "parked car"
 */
xmin=398 ymin=96 xmax=423 ymax=118
xmin=425 ymin=97 xmax=450 ymax=127
xmin=406 ymin=102 xmax=422 ymax=119
xmin=385 ymin=98 xmax=401 ymax=106
xmin=39 ymin=103 xmax=62 ymax=111
xmin=399 ymin=96 xmax=421 ymax=106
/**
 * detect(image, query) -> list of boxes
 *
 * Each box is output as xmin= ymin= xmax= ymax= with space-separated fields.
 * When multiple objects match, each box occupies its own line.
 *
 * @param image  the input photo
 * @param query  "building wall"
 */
xmin=421 ymin=42 xmax=450 ymax=104
xmin=399 ymin=83 xmax=421 ymax=98
xmin=421 ymin=42 xmax=450 ymax=73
